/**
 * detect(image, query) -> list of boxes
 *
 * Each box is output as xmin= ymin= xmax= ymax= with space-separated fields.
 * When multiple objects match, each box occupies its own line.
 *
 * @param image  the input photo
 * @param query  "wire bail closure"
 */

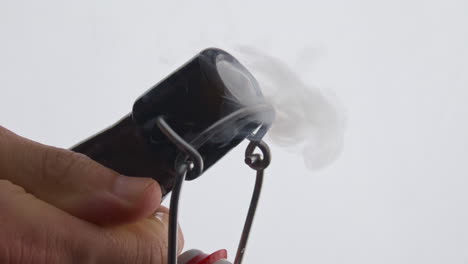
xmin=156 ymin=116 xmax=271 ymax=264
xmin=233 ymin=140 xmax=270 ymax=264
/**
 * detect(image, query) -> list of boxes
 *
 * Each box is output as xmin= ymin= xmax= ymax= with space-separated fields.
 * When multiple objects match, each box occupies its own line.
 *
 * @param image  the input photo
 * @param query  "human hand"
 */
xmin=0 ymin=126 xmax=183 ymax=263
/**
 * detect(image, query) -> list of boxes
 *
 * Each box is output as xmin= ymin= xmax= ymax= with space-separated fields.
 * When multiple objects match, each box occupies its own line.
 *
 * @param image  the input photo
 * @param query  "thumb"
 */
xmin=0 ymin=126 xmax=162 ymax=226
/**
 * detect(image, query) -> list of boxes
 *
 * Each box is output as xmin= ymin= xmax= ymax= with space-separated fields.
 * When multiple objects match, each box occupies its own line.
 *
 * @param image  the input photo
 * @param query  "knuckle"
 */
xmin=134 ymin=234 xmax=159 ymax=264
xmin=0 ymin=125 xmax=11 ymax=137
xmin=0 ymin=236 xmax=21 ymax=264
xmin=0 ymin=126 xmax=16 ymax=146
xmin=42 ymin=230 xmax=66 ymax=264
xmin=0 ymin=231 xmax=60 ymax=264
xmin=40 ymin=147 xmax=118 ymax=189
xmin=0 ymin=179 xmax=26 ymax=194
xmin=128 ymin=236 xmax=163 ymax=264
xmin=102 ymin=227 xmax=168 ymax=264
xmin=40 ymin=147 xmax=87 ymax=185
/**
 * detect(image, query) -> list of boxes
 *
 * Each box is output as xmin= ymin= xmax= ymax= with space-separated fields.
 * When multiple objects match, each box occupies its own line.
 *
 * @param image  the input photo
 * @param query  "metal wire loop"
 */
xmin=156 ymin=116 xmax=204 ymax=264
xmin=245 ymin=140 xmax=271 ymax=171
xmin=233 ymin=140 xmax=271 ymax=264
xmin=156 ymin=116 xmax=204 ymax=176
xmin=156 ymin=115 xmax=271 ymax=264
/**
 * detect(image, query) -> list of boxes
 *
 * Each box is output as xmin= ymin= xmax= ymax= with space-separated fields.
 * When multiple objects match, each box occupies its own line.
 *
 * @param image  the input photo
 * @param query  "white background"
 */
xmin=1 ymin=1 xmax=468 ymax=263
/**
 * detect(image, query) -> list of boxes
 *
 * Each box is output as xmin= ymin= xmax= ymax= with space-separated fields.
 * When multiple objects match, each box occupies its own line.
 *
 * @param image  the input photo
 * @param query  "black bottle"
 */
xmin=72 ymin=48 xmax=274 ymax=197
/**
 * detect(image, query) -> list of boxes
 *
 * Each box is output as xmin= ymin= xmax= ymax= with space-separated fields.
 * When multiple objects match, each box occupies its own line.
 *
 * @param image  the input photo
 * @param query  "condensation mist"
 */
xmin=232 ymin=47 xmax=347 ymax=170
xmin=157 ymin=46 xmax=347 ymax=170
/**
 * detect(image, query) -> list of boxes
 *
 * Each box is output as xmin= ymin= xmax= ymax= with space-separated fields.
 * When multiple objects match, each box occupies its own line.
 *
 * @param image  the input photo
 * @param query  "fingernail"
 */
xmin=112 ymin=175 xmax=154 ymax=203
xmin=154 ymin=212 xmax=166 ymax=222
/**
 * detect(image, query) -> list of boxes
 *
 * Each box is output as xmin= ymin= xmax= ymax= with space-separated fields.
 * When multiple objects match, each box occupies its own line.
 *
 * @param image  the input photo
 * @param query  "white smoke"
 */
xmin=232 ymin=47 xmax=347 ymax=170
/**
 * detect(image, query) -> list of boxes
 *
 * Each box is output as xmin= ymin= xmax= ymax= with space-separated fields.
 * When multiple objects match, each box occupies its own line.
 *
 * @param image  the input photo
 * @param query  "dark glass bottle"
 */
xmin=72 ymin=48 xmax=274 ymax=197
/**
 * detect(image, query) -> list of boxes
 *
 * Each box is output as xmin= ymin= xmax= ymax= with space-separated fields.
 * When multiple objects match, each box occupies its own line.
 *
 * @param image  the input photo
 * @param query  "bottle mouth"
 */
xmin=188 ymin=104 xmax=274 ymax=149
xmin=215 ymin=54 xmax=264 ymax=108
xmin=177 ymin=103 xmax=275 ymax=180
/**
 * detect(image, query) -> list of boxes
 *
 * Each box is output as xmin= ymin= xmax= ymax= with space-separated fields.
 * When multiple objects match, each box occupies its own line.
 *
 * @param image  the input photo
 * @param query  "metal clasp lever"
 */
xmin=156 ymin=116 xmax=271 ymax=264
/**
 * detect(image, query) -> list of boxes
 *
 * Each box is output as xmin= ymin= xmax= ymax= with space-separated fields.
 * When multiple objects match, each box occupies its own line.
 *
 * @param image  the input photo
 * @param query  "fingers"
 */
xmin=98 ymin=208 xmax=185 ymax=264
xmin=0 ymin=179 xmax=101 ymax=263
xmin=0 ymin=126 xmax=162 ymax=226
xmin=0 ymin=180 xmax=183 ymax=264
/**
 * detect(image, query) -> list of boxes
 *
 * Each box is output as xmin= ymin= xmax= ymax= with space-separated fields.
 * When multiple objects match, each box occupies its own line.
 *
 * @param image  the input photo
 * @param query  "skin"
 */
xmin=0 ymin=126 xmax=184 ymax=264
